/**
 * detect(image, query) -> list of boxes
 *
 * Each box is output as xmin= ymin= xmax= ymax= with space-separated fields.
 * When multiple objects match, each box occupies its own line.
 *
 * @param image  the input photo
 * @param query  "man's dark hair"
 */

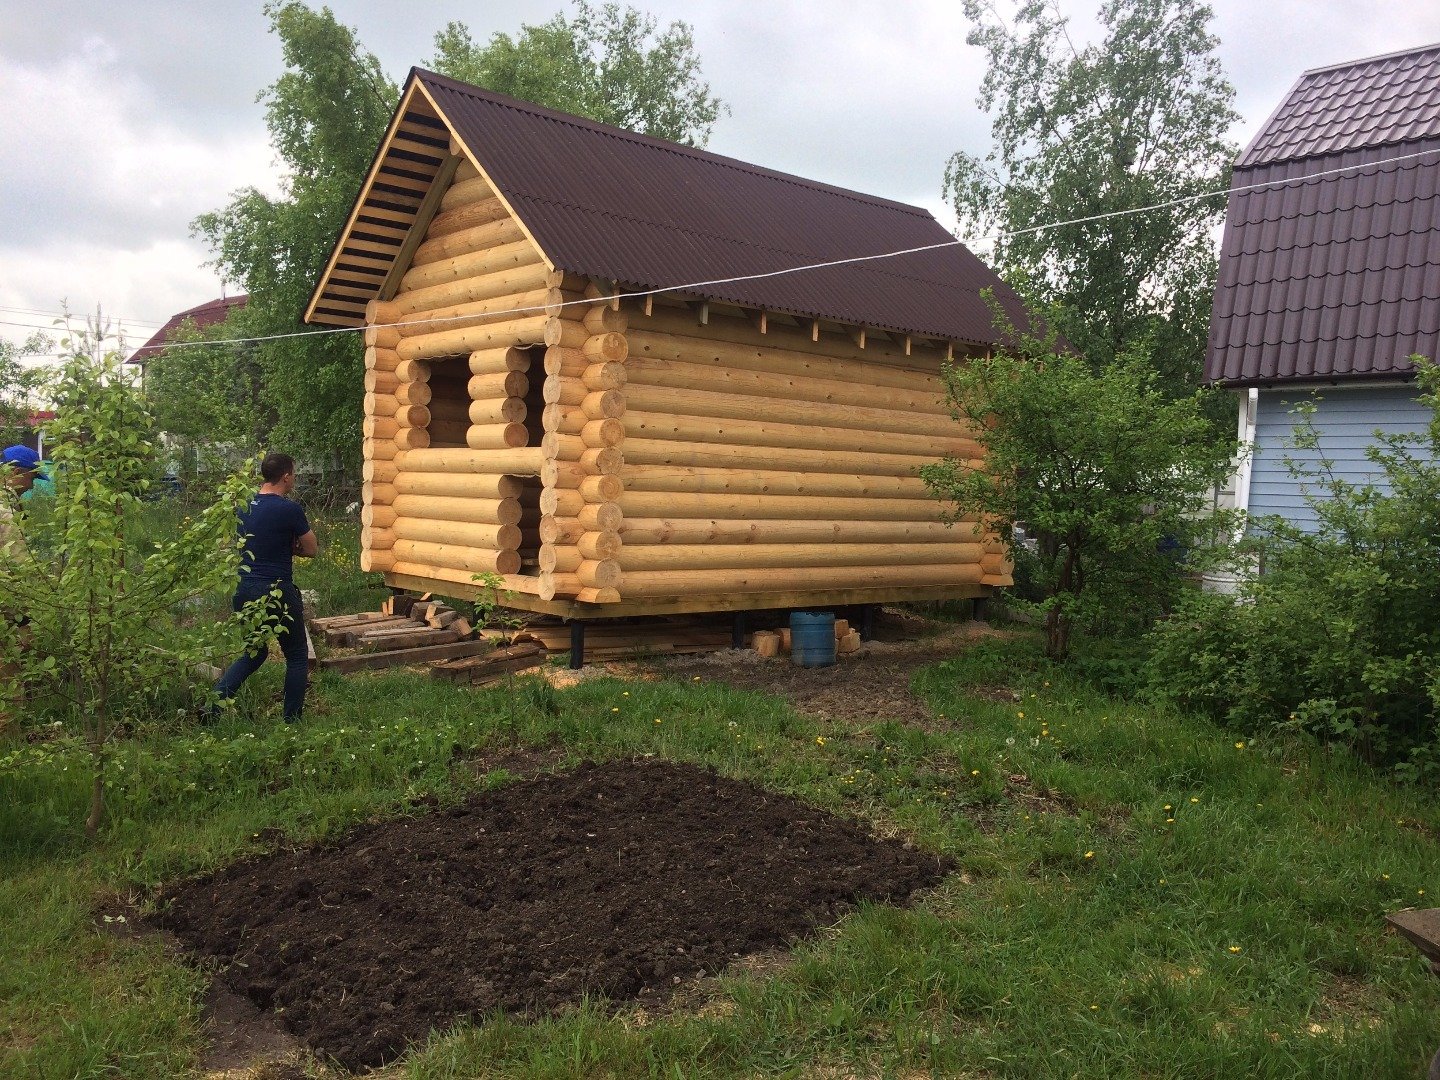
xmin=260 ymin=453 xmax=296 ymax=484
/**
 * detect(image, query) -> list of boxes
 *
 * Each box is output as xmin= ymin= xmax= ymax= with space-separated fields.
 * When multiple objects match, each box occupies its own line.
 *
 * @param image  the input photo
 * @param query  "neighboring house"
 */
xmin=1206 ymin=43 xmax=1440 ymax=532
xmin=305 ymin=69 xmax=1032 ymax=617
xmin=128 ymin=294 xmax=248 ymax=380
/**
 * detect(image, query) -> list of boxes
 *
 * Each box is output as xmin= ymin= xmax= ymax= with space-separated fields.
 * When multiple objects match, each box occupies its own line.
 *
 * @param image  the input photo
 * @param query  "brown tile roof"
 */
xmin=1206 ymin=44 xmax=1440 ymax=386
xmin=307 ymin=69 xmax=1029 ymax=346
xmin=129 ymin=295 xmax=247 ymax=363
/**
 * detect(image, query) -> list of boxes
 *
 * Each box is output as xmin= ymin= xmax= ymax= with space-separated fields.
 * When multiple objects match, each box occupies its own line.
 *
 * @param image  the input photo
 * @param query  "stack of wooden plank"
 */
xmin=514 ymin=617 xmax=733 ymax=661
xmin=310 ymin=603 xmax=490 ymax=673
xmin=431 ymin=642 xmax=549 ymax=685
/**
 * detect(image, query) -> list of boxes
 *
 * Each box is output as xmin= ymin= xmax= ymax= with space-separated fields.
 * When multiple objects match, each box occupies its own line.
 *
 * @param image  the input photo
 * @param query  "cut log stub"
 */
xmin=538 ymin=546 xmax=582 ymax=573
xmin=394 ymin=426 xmax=431 ymax=451
xmin=362 ymin=481 xmax=397 ymax=505
xmin=582 ymin=305 xmax=627 ymax=334
xmin=394 ymin=358 xmax=430 ymax=383
xmin=363 ymin=440 xmax=398 ymax=462
xmin=543 ymin=288 xmax=585 ymax=317
xmin=577 ymin=531 xmax=623 ymax=560
xmin=577 ymin=559 xmax=622 ymax=589
xmin=395 ymin=382 xmax=433 ymax=406
xmin=538 ymin=572 xmax=582 ymax=601
xmin=538 ymin=515 xmax=584 ymax=545
xmin=753 ymin=631 xmax=780 ymax=657
xmin=581 ymin=362 xmax=627 ymax=391
xmin=575 ymin=587 xmax=621 ymax=604
xmin=468 ymin=396 xmax=527 ymax=425
xmin=365 ymin=325 xmax=401 ymax=350
xmin=362 ymin=459 xmax=399 ymax=484
xmin=364 ymin=369 xmax=400 ymax=394
xmin=577 ymin=501 xmax=624 ymax=531
xmin=581 ymin=332 xmax=628 ymax=363
xmin=578 ymin=447 xmax=624 ymax=475
xmin=363 ymin=415 xmax=399 ymax=439
xmin=579 ymin=475 xmax=624 ymax=503
xmin=543 ymin=317 xmax=590 ymax=349
xmin=468 ymin=346 xmax=530 ymax=375
xmin=364 ymin=346 xmax=400 ymax=373
xmin=542 ymin=345 xmax=587 ymax=377
xmin=580 ymin=417 xmax=625 ymax=447
xmin=539 ymin=487 xmax=585 ymax=517
xmin=465 ymin=422 xmax=529 ymax=450
xmin=361 ymin=504 xmax=397 ymax=528
xmin=468 ymin=370 xmax=529 ymax=400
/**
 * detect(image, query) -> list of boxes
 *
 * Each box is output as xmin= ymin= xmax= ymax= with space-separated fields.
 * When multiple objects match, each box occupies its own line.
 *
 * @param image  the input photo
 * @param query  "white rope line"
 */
xmin=121 ymin=142 xmax=1440 ymax=354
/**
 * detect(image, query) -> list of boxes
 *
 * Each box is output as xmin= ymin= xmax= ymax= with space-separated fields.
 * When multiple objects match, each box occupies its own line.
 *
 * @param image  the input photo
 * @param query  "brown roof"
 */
xmin=1206 ymin=44 xmax=1440 ymax=386
xmin=129 ymin=295 xmax=248 ymax=363
xmin=307 ymin=69 xmax=1028 ymax=346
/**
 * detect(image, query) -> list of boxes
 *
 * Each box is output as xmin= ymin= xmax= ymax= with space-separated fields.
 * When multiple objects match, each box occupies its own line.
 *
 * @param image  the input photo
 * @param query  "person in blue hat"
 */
xmin=1 ymin=445 xmax=54 ymax=502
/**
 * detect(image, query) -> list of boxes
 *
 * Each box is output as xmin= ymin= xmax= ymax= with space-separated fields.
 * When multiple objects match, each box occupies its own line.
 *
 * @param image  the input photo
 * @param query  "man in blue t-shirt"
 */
xmin=213 ymin=452 xmax=318 ymax=722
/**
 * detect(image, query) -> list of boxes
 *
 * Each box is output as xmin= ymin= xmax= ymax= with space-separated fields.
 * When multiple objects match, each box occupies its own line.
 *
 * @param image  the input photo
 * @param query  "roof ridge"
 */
xmin=1298 ymin=40 xmax=1440 ymax=78
xmin=413 ymin=68 xmax=935 ymax=220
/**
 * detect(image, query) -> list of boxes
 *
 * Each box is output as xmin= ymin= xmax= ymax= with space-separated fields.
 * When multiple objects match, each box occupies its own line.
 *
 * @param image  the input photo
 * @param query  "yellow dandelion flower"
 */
xmin=815 ymin=736 xmax=826 ymax=746
xmin=1190 ymin=797 xmax=1200 ymax=803
xmin=654 ymin=719 xmax=662 ymax=724
xmin=1421 ymin=889 xmax=1427 ymax=896
xmin=1159 ymin=878 xmax=1166 ymax=885
xmin=1164 ymin=804 xmax=1172 ymax=811
xmin=971 ymin=769 xmax=980 ymax=776
xmin=1084 ymin=851 xmax=1094 ymax=859
xmin=693 ymin=676 xmax=702 ymax=681
xmin=1382 ymin=873 xmax=1390 ymax=880
xmin=622 ymin=691 xmax=630 ymax=696
xmin=1017 ymin=711 xmax=1025 ymax=718
xmin=1227 ymin=946 xmax=1241 ymax=954
xmin=1166 ymin=818 xmax=1175 ymax=824
xmin=611 ymin=707 xmax=620 ymax=713
xmin=1041 ymin=729 xmax=1049 ymax=736
xmin=1089 ymin=1004 xmax=1098 ymax=1010
xmin=1234 ymin=741 xmax=1245 ymax=749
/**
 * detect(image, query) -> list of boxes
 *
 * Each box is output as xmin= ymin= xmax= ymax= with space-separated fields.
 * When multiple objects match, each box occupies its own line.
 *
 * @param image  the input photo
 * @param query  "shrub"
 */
xmin=1148 ymin=359 xmax=1440 ymax=779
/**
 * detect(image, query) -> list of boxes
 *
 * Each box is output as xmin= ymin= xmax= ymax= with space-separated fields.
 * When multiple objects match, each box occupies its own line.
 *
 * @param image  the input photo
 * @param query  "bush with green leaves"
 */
xmin=1148 ymin=359 xmax=1440 ymax=779
xmin=0 ymin=336 xmax=261 ymax=834
xmin=921 ymin=333 xmax=1236 ymax=659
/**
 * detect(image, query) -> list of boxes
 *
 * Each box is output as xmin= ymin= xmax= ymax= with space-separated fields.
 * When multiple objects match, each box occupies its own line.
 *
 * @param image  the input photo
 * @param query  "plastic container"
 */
xmin=789 ymin=611 xmax=837 ymax=667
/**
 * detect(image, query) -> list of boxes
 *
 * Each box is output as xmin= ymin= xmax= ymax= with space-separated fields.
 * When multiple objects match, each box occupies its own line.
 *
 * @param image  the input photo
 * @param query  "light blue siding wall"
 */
xmin=1248 ymin=385 xmax=1434 ymax=530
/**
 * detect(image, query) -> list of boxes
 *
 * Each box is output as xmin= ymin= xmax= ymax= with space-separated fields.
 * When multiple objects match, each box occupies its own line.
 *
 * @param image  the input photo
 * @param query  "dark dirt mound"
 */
xmin=153 ymin=759 xmax=953 ymax=1071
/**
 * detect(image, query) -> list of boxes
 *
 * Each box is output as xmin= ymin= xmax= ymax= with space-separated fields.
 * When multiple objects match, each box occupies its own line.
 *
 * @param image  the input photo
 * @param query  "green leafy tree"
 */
xmin=145 ymin=317 xmax=276 ymax=492
xmin=946 ymin=0 xmax=1238 ymax=392
xmin=430 ymin=1 xmax=724 ymax=145
xmin=1148 ymin=359 xmax=1440 ymax=777
xmin=0 ymin=333 xmax=48 ymax=448
xmin=0 ymin=330 xmax=259 ymax=835
xmin=922 ymin=320 xmax=1236 ymax=659
xmin=193 ymin=2 xmax=397 ymax=469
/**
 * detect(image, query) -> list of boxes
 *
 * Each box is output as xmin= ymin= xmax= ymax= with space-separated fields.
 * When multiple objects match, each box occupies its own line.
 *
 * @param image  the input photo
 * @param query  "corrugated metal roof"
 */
xmin=1206 ymin=43 xmax=1440 ymax=387
xmin=1239 ymin=43 xmax=1440 ymax=168
xmin=309 ymin=68 xmax=1028 ymax=344
xmin=129 ymin=295 xmax=247 ymax=363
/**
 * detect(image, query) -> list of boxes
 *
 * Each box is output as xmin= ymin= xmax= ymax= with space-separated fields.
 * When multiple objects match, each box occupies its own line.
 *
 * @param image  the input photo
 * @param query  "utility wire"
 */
xmin=58 ymin=142 xmax=1440 ymax=356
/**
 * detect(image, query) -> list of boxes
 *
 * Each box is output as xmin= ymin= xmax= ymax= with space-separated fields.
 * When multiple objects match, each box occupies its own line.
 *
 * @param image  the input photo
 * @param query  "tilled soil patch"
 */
xmin=153 ymin=759 xmax=953 ymax=1071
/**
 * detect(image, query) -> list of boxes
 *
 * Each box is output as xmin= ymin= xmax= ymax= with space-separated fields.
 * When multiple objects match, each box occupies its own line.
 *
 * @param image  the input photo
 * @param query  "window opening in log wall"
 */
xmin=516 ymin=346 xmax=545 ymax=576
xmin=424 ymin=355 xmax=471 ymax=449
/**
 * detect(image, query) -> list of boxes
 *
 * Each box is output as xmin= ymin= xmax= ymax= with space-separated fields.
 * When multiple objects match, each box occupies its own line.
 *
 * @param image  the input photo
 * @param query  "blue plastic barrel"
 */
xmin=790 ymin=611 xmax=837 ymax=667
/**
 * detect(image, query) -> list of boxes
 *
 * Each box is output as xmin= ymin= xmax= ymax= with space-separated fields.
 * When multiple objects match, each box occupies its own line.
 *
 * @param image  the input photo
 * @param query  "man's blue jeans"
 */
xmin=214 ymin=578 xmax=308 ymax=721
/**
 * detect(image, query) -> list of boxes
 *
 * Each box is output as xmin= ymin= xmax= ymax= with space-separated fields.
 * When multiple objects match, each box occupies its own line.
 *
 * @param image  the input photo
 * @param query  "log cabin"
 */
xmin=305 ymin=68 xmax=1032 ymax=621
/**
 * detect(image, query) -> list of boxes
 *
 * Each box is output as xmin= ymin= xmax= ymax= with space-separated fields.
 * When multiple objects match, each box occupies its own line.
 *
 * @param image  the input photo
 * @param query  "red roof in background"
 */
xmin=1206 ymin=44 xmax=1440 ymax=386
xmin=307 ymin=69 xmax=1031 ymax=346
xmin=129 ymin=295 xmax=247 ymax=363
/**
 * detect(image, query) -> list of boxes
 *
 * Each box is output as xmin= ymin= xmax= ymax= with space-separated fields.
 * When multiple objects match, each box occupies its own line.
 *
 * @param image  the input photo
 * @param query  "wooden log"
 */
xmin=393 ymin=404 xmax=430 ymax=429
xmin=364 ymin=369 xmax=400 ymax=394
xmin=580 ymin=475 xmax=624 ymax=502
xmin=623 ymin=371 xmax=955 ymax=428
xmin=543 ymin=346 xmax=587 ymax=376
xmin=577 ymin=502 xmax=623 ymax=531
xmin=753 ymin=630 xmax=780 ymax=658
xmin=357 ymin=627 xmax=460 ymax=652
xmin=454 ymin=158 xmax=480 ymax=181
xmin=580 ymin=418 xmax=625 ymax=447
xmin=468 ymin=370 xmax=529 ymax=400
xmin=838 ymin=630 xmax=862 ymax=655
xmin=363 ymin=525 xmax=394 ymax=550
xmin=320 ymin=639 xmax=493 ymax=674
xmin=466 ymin=422 xmax=529 ymax=450
xmin=543 ymin=289 xmax=586 ymax=317
xmin=438 ymin=174 xmax=494 ymax=212
xmin=395 ymin=471 xmax=525 ymax=500
xmin=579 ymin=447 xmax=623 ymax=474
xmin=619 ymin=465 xmax=936 ymax=501
xmin=400 ymin=446 xmax=546 ymax=475
xmin=395 ymin=358 xmax=430 ymax=383
xmin=362 ymin=459 xmax=400 ymax=484
xmin=620 ymin=410 xmax=976 ymax=458
xmin=624 ymin=438 xmax=959 ymax=478
xmin=391 ymin=540 xmax=522 ymax=576
xmin=581 ymin=332 xmax=628 ymax=362
xmin=582 ymin=305 xmax=627 ymax=334
xmin=388 ymin=263 xmax=550 ymax=319
xmin=396 ymin=314 xmax=550 ymax=361
xmin=362 ymin=481 xmax=397 ymax=505
xmin=362 ymin=548 xmax=395 ymax=571
xmin=539 ymin=546 xmax=582 ymax=573
xmin=469 ymin=347 xmax=530 ymax=375
xmin=537 ymin=516 xmax=583 ymax=545
xmin=577 ymin=560 xmax=622 ymax=589
xmin=432 ymin=643 xmax=548 ymax=683
xmin=541 ymin=460 xmax=622 ymax=493
xmin=395 ymin=381 xmax=432 ymax=406
xmin=410 ymin=217 xmax=526 ymax=267
xmin=539 ymin=488 xmax=585 ymax=516
xmin=543 ymin=318 xmax=590 ymax=349
xmin=618 ymin=517 xmax=976 ymax=546
xmin=425 ymin=195 xmax=509 ymax=241
xmin=616 ymin=542 xmax=984 ymax=571
xmin=391 ymin=494 xmax=522 ymax=525
xmin=364 ymin=346 xmax=401 ymax=372
xmin=538 ymin=572 xmax=582 ymax=601
xmin=578 ymin=531 xmax=623 ymax=560
xmin=363 ymin=440 xmax=399 ymax=462
xmin=364 ymin=392 xmax=399 ymax=417
xmin=394 ymin=426 xmax=431 ymax=451
xmin=365 ymin=325 xmax=401 ymax=350
xmin=362 ymin=504 xmax=398 ymax=528
xmin=392 ymin=517 xmax=523 ymax=550
xmin=631 ymin=307 xmax=944 ymax=380
xmin=619 ymin=563 xmax=985 ymax=598
xmin=386 ymin=562 xmax=540 ymax=596
xmin=618 ymin=489 xmax=946 ymax=522
xmin=363 ymin=416 xmax=399 ymax=439
xmin=465 ymin=397 xmax=527 ymax=425
xmin=574 ymin=587 xmax=621 ymax=605
xmin=391 ymin=288 xmax=549 ymax=339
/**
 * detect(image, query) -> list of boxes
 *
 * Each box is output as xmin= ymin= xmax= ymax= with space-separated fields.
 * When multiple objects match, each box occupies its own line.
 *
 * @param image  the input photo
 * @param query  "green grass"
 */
xmin=3 ymin=516 xmax=1438 ymax=1077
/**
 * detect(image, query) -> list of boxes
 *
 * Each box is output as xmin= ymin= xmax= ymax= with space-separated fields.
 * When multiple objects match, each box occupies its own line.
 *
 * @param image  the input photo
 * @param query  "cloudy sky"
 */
xmin=3 ymin=0 xmax=1439 ymax=360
